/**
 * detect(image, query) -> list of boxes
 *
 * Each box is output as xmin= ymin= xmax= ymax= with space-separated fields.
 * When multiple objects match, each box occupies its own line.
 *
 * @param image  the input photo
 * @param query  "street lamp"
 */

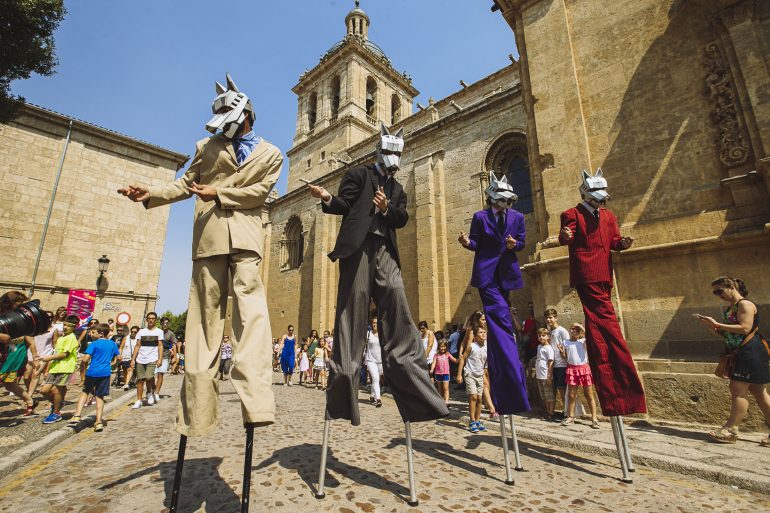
xmin=97 ymin=255 xmax=110 ymax=292
xmin=98 ymin=255 xmax=110 ymax=275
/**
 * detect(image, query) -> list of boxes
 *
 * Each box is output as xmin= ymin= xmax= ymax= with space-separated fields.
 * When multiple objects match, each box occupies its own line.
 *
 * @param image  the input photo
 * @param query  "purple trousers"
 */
xmin=479 ymin=286 xmax=531 ymax=414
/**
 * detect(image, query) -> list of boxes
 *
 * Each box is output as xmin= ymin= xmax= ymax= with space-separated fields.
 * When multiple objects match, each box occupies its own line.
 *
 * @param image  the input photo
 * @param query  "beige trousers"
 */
xmin=175 ymin=251 xmax=275 ymax=436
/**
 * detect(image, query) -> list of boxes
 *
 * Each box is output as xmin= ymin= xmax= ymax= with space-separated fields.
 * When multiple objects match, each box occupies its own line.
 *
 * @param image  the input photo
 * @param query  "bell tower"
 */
xmin=286 ymin=1 xmax=419 ymax=192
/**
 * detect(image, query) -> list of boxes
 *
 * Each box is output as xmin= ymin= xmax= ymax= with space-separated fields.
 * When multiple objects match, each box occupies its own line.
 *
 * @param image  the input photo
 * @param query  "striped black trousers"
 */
xmin=325 ymin=234 xmax=449 ymax=425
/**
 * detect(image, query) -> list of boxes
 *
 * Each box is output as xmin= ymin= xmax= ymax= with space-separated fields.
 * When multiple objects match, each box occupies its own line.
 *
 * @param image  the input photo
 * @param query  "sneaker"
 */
xmin=489 ymin=411 xmax=500 ymax=420
xmin=94 ymin=422 xmax=104 ymax=432
xmin=591 ymin=419 xmax=601 ymax=429
xmin=287 ymin=382 xmax=293 ymax=387
xmin=476 ymin=421 xmax=487 ymax=432
xmin=43 ymin=412 xmax=62 ymax=424
xmin=375 ymin=399 xmax=382 ymax=408
xmin=68 ymin=415 xmax=81 ymax=425
xmin=469 ymin=421 xmax=480 ymax=433
xmin=561 ymin=417 xmax=575 ymax=426
xmin=131 ymin=400 xmax=142 ymax=409
xmin=153 ymin=392 xmax=160 ymax=403
xmin=122 ymin=384 xmax=130 ymax=391
xmin=147 ymin=394 xmax=155 ymax=406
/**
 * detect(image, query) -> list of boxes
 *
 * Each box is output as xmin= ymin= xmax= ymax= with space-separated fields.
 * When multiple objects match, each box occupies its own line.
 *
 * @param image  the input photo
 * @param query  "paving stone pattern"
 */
xmin=0 ymin=374 xmax=768 ymax=513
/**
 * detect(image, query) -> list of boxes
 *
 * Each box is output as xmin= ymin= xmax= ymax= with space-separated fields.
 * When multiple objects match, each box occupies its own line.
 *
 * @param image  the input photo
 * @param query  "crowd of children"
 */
xmin=0 ymin=291 xmax=186 ymax=432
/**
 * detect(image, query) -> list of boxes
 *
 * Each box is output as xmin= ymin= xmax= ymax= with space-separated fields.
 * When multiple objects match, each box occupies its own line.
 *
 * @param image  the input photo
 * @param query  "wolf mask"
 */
xmin=579 ymin=168 xmax=610 ymax=204
xmin=485 ymin=172 xmax=518 ymax=209
xmin=376 ymin=123 xmax=404 ymax=174
xmin=205 ymin=73 xmax=255 ymax=139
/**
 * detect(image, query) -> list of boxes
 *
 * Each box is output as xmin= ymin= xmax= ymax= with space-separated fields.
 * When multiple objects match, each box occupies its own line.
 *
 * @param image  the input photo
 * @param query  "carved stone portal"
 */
xmin=705 ymin=42 xmax=751 ymax=168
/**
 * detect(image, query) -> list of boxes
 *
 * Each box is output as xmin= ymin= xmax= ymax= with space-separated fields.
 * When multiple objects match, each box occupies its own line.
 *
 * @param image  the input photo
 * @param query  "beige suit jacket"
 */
xmin=145 ymin=134 xmax=283 ymax=260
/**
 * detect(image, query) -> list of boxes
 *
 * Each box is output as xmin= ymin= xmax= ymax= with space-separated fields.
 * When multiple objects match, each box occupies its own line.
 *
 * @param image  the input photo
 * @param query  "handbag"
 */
xmin=714 ymin=326 xmax=758 ymax=379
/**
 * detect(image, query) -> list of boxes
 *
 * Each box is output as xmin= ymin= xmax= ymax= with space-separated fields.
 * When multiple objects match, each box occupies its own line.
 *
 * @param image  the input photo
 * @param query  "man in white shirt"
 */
xmin=130 ymin=312 xmax=163 ymax=409
xmin=545 ymin=308 xmax=570 ymax=418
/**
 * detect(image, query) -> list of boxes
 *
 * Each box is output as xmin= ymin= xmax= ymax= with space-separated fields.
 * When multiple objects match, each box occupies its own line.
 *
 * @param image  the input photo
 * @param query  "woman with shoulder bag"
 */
xmin=696 ymin=276 xmax=770 ymax=445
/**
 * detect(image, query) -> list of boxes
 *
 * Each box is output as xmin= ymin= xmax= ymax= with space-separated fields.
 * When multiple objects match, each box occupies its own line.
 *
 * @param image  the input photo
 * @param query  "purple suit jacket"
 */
xmin=464 ymin=208 xmax=525 ymax=290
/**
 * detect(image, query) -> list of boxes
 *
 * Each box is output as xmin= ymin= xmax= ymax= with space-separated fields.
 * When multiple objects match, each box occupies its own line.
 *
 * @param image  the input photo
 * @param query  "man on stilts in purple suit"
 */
xmin=459 ymin=172 xmax=530 ymax=415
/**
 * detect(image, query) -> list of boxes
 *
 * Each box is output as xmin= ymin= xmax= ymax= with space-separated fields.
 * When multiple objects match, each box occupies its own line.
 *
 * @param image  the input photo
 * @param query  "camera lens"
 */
xmin=0 ymin=299 xmax=52 ymax=339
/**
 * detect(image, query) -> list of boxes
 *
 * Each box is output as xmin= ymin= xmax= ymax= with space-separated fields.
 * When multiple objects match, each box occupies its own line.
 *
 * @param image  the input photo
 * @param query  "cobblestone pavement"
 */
xmin=0 ymin=373 xmax=140 ymax=458
xmin=0 ymin=373 xmax=768 ymax=513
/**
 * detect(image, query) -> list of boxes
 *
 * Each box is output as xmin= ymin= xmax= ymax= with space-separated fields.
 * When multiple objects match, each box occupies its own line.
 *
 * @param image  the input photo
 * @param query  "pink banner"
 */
xmin=67 ymin=289 xmax=96 ymax=322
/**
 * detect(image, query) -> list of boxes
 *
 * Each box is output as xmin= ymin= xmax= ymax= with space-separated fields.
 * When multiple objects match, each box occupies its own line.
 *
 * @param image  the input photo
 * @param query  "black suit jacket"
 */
xmin=322 ymin=164 xmax=408 ymax=267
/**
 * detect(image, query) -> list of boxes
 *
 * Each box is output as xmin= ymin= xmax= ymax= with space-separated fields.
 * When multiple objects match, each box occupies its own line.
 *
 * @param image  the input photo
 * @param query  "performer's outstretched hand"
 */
xmin=505 ymin=234 xmax=517 ymax=250
xmin=458 ymin=231 xmax=470 ymax=247
xmin=560 ymin=226 xmax=573 ymax=241
xmin=308 ymin=184 xmax=331 ymax=202
xmin=619 ymin=236 xmax=634 ymax=250
xmin=117 ymin=184 xmax=149 ymax=202
xmin=187 ymin=182 xmax=218 ymax=202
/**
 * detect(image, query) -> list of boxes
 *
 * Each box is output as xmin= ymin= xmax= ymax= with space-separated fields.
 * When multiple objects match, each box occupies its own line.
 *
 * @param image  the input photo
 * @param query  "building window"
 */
xmin=331 ymin=75 xmax=341 ymax=120
xmin=306 ymin=159 xmax=311 ymax=169
xmin=308 ymin=92 xmax=318 ymax=129
xmin=282 ymin=216 xmax=304 ymax=270
xmin=320 ymin=151 xmax=326 ymax=161
xmin=391 ymin=94 xmax=401 ymax=125
xmin=484 ymin=132 xmax=533 ymax=214
xmin=365 ymin=77 xmax=377 ymax=123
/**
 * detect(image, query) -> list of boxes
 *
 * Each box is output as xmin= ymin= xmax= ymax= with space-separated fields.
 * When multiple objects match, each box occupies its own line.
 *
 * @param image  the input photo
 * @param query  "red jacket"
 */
xmin=559 ymin=204 xmax=624 ymax=287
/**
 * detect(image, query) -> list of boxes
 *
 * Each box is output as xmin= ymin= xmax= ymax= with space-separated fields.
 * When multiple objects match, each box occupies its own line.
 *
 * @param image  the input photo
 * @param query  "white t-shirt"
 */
xmin=135 ymin=327 xmax=163 ymax=364
xmin=31 ymin=329 xmax=55 ymax=359
xmin=535 ymin=344 xmax=555 ymax=380
xmin=121 ymin=336 xmax=138 ymax=362
xmin=549 ymin=326 xmax=570 ymax=368
xmin=364 ymin=331 xmax=382 ymax=365
xmin=422 ymin=332 xmax=437 ymax=365
xmin=464 ymin=342 xmax=487 ymax=377
xmin=564 ymin=338 xmax=589 ymax=366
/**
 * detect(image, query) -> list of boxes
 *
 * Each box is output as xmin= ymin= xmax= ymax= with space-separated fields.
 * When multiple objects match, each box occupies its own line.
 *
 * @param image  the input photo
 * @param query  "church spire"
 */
xmin=345 ymin=0 xmax=370 ymax=39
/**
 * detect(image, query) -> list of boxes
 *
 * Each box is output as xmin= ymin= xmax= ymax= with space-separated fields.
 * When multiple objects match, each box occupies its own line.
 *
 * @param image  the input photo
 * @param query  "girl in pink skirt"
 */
xmin=558 ymin=323 xmax=599 ymax=428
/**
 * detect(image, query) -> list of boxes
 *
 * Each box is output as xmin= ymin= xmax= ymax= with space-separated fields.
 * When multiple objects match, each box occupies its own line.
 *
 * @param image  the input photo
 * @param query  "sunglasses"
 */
xmin=712 ymin=289 xmax=725 ymax=296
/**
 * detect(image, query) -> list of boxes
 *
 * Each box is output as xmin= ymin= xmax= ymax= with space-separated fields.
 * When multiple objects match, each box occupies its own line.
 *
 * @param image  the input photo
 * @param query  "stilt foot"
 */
xmin=315 ymin=492 xmax=326 ymax=499
xmin=407 ymin=499 xmax=419 ymax=507
xmin=504 ymin=479 xmax=515 ymax=485
xmin=514 ymin=466 xmax=524 ymax=472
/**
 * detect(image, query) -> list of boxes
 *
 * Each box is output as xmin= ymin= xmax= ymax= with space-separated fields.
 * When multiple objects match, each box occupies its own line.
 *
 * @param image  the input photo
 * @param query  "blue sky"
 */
xmin=14 ymin=0 xmax=518 ymax=314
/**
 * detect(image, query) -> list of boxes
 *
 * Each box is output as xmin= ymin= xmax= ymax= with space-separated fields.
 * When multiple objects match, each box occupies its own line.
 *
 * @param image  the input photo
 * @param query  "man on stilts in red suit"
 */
xmin=559 ymin=168 xmax=645 ymax=482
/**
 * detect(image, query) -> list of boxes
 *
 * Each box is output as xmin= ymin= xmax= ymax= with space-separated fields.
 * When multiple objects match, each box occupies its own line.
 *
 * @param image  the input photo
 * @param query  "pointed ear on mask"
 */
xmin=394 ymin=127 xmax=404 ymax=139
xmin=215 ymin=81 xmax=226 ymax=94
xmin=489 ymin=171 xmax=498 ymax=182
xmin=226 ymin=73 xmax=239 ymax=92
xmin=380 ymin=123 xmax=390 ymax=137
xmin=594 ymin=167 xmax=604 ymax=178
xmin=581 ymin=169 xmax=591 ymax=181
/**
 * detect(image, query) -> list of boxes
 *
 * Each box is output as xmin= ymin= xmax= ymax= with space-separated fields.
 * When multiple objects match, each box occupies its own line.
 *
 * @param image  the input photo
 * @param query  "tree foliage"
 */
xmin=160 ymin=309 xmax=187 ymax=340
xmin=0 ymin=0 xmax=66 ymax=122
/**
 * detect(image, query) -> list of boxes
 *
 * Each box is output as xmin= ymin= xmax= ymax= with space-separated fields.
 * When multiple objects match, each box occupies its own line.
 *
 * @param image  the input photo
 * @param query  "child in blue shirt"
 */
xmin=71 ymin=323 xmax=119 ymax=432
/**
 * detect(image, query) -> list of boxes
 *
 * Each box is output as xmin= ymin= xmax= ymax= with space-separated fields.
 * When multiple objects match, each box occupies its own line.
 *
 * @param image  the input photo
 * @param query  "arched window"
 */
xmin=484 ymin=132 xmax=533 ymax=214
xmin=330 ymin=76 xmax=341 ymax=120
xmin=308 ymin=92 xmax=318 ymax=130
xmin=365 ymin=77 xmax=377 ymax=123
xmin=391 ymin=94 xmax=401 ymax=125
xmin=283 ymin=217 xmax=304 ymax=270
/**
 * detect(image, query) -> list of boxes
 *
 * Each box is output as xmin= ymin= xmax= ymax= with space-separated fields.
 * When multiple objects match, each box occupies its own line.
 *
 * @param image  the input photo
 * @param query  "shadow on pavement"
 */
xmin=253 ymin=442 xmax=410 ymax=500
xmin=384 ymin=436 xmax=503 ymax=481
xmin=100 ymin=456 xmax=240 ymax=513
xmin=630 ymin=423 xmax=710 ymax=442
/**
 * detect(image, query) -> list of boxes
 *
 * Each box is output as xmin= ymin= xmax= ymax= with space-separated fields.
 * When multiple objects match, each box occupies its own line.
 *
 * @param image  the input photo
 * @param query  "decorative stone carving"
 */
xmin=705 ymin=42 xmax=751 ymax=168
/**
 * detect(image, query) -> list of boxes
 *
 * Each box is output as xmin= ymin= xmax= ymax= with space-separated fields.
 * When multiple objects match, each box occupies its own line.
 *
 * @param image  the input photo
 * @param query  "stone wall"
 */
xmin=0 ymin=104 xmax=186 ymax=325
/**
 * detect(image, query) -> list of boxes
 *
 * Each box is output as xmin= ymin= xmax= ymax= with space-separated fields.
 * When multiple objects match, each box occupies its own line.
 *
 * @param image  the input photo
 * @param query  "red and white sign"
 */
xmin=116 ymin=312 xmax=131 ymax=325
xmin=67 ymin=289 xmax=96 ymax=323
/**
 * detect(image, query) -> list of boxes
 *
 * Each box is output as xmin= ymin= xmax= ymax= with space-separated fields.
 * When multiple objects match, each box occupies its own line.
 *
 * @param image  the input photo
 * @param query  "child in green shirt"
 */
xmin=38 ymin=314 xmax=80 ymax=424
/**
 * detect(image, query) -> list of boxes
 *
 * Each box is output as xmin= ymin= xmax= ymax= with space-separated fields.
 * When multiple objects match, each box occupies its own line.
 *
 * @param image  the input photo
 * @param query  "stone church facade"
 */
xmin=265 ymin=1 xmax=770 ymax=427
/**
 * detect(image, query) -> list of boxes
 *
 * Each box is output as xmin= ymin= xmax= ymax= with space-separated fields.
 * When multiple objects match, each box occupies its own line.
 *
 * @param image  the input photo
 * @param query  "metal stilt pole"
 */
xmin=404 ymin=422 xmax=419 ymax=507
xmin=316 ymin=419 xmax=331 ymax=499
xmin=499 ymin=416 xmax=514 ymax=485
xmin=508 ymin=415 xmax=524 ymax=471
xmin=241 ymin=424 xmax=255 ymax=513
xmin=610 ymin=417 xmax=632 ymax=483
xmin=169 ymin=434 xmax=187 ymax=513
xmin=616 ymin=416 xmax=635 ymax=472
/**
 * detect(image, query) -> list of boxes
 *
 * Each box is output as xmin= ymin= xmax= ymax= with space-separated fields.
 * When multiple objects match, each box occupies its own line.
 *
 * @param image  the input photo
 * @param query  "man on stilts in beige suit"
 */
xmin=118 ymin=74 xmax=282 ymax=511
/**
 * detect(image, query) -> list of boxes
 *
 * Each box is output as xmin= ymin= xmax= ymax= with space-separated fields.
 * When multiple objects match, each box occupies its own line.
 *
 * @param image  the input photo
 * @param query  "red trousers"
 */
xmin=576 ymin=282 xmax=647 ymax=416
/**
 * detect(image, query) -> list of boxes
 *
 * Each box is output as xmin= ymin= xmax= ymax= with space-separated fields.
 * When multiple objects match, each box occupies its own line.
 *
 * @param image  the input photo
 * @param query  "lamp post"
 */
xmin=97 ymin=254 xmax=110 ymax=292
